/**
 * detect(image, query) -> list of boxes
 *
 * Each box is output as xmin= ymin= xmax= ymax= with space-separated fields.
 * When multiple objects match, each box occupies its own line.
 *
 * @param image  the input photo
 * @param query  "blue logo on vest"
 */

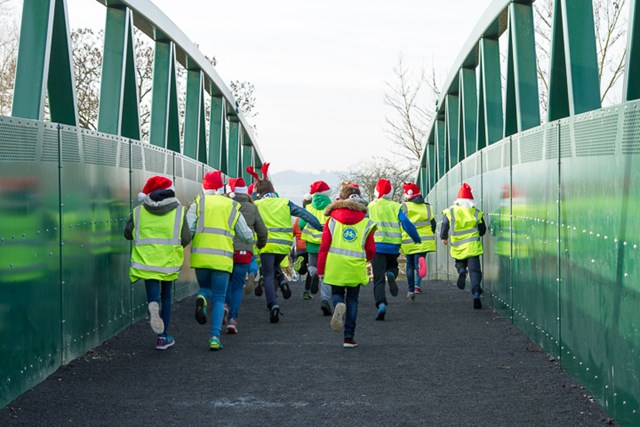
xmin=343 ymin=227 xmax=357 ymax=242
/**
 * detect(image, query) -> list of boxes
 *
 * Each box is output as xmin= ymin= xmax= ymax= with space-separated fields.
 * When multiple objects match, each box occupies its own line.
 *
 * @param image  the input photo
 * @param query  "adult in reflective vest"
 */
xmin=367 ymin=178 xmax=420 ymax=321
xmin=318 ymin=185 xmax=376 ymax=348
xmin=441 ymin=182 xmax=487 ymax=310
xmin=223 ymin=177 xmax=268 ymax=334
xmin=400 ymin=182 xmax=437 ymax=299
xmin=248 ymin=163 xmax=322 ymax=324
xmin=187 ymin=171 xmax=253 ymax=351
xmin=124 ymin=176 xmax=192 ymax=350
xmin=299 ymin=180 xmax=334 ymax=316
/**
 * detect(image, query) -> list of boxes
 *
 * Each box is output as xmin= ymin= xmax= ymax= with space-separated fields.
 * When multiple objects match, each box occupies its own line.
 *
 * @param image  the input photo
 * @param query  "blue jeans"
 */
xmin=455 ymin=256 xmax=483 ymax=297
xmin=195 ymin=268 xmax=230 ymax=337
xmin=331 ymin=285 xmax=360 ymax=339
xmin=225 ymin=263 xmax=250 ymax=320
xmin=405 ymin=252 xmax=427 ymax=292
xmin=260 ymin=252 xmax=286 ymax=308
xmin=309 ymin=252 xmax=331 ymax=302
xmin=249 ymin=256 xmax=259 ymax=276
xmin=145 ymin=279 xmax=172 ymax=336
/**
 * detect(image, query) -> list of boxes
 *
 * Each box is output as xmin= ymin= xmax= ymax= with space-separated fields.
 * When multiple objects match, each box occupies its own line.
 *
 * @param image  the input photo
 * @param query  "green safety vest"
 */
xmin=443 ymin=205 xmax=484 ymax=259
xmin=254 ymin=198 xmax=293 ymax=255
xmin=401 ymin=202 xmax=436 ymax=254
xmin=324 ymin=217 xmax=375 ymax=287
xmin=130 ymin=204 xmax=184 ymax=282
xmin=368 ymin=198 xmax=402 ymax=245
xmin=190 ymin=194 xmax=240 ymax=272
xmin=301 ymin=205 xmax=327 ymax=244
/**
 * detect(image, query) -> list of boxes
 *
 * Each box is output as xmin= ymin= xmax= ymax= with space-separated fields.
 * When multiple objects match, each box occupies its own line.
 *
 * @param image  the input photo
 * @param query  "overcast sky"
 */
xmin=65 ymin=0 xmax=494 ymax=175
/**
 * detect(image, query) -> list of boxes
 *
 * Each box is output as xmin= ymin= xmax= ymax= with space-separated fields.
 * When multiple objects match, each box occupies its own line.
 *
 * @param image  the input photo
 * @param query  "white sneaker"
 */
xmin=148 ymin=302 xmax=164 ymax=334
xmin=331 ymin=302 xmax=346 ymax=332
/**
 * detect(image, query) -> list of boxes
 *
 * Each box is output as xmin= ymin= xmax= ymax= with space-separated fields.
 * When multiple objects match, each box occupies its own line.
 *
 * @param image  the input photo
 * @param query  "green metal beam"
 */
xmin=458 ymin=68 xmax=477 ymax=158
xmin=625 ymin=0 xmax=640 ymax=100
xmin=428 ymin=138 xmax=436 ymax=190
xmin=208 ymin=96 xmax=224 ymax=169
xmin=242 ymin=138 xmax=253 ymax=182
xmin=504 ymin=28 xmax=518 ymax=138
xmin=149 ymin=41 xmax=174 ymax=148
xmin=509 ymin=2 xmax=540 ymax=132
xmin=436 ymin=119 xmax=446 ymax=179
xmin=227 ymin=120 xmax=240 ymax=178
xmin=12 ymin=0 xmax=53 ymax=120
xmin=477 ymin=38 xmax=503 ymax=149
xmin=445 ymin=95 xmax=460 ymax=167
xmin=548 ymin=0 xmax=600 ymax=120
xmin=197 ymin=89 xmax=207 ymax=164
xmin=47 ymin=0 xmax=77 ymax=125
xmin=183 ymin=69 xmax=204 ymax=159
xmin=120 ymin=24 xmax=140 ymax=140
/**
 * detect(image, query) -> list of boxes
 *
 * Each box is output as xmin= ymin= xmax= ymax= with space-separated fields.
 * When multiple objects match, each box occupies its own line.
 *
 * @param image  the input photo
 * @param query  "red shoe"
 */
xmin=418 ymin=256 xmax=427 ymax=278
xmin=414 ymin=286 xmax=422 ymax=294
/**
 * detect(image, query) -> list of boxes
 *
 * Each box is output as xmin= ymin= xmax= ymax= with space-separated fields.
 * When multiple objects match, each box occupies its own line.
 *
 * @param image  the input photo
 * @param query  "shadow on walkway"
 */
xmin=0 ymin=280 xmax=613 ymax=426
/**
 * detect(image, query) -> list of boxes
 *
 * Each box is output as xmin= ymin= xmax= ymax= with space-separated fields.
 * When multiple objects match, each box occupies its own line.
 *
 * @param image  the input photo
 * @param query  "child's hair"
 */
xmin=302 ymin=198 xmax=311 ymax=208
xmin=339 ymin=185 xmax=361 ymax=200
xmin=254 ymin=180 xmax=275 ymax=196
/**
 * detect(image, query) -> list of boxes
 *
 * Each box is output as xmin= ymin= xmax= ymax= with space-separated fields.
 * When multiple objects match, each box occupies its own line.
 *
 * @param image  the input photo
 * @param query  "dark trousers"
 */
xmin=455 ymin=256 xmax=482 ymax=296
xmin=371 ymin=253 xmax=399 ymax=307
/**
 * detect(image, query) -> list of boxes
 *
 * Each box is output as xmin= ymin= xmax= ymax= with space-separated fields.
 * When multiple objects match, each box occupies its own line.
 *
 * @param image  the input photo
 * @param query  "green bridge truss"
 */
xmin=416 ymin=0 xmax=640 ymax=424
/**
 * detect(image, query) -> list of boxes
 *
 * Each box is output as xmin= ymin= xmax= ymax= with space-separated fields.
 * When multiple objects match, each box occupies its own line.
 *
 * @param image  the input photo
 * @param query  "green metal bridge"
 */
xmin=0 ymin=0 xmax=639 ymax=424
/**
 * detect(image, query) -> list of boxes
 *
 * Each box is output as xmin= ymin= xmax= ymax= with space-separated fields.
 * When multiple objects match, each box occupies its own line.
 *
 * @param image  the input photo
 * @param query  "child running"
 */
xmin=318 ymin=185 xmax=376 ymax=348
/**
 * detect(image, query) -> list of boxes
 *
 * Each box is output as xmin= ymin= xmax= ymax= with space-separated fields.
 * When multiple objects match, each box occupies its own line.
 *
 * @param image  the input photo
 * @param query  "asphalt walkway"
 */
xmin=0 ymin=280 xmax=613 ymax=426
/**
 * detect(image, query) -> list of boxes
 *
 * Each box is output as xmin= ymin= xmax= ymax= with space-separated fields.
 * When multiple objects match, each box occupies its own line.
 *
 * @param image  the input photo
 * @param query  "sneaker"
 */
xmin=279 ymin=281 xmax=292 ymax=299
xmin=375 ymin=303 xmax=387 ymax=321
xmin=418 ymin=256 xmax=427 ymax=278
xmin=321 ymin=299 xmax=333 ymax=316
xmin=255 ymin=278 xmax=264 ymax=297
xmin=457 ymin=271 xmax=467 ymax=290
xmin=407 ymin=292 xmax=415 ymax=301
xmin=310 ymin=274 xmax=320 ymax=294
xmin=331 ymin=302 xmax=346 ymax=332
xmin=270 ymin=305 xmax=280 ymax=323
xmin=194 ymin=295 xmax=207 ymax=325
xmin=222 ymin=305 xmax=229 ymax=326
xmin=244 ymin=273 xmax=256 ymax=295
xmin=387 ymin=272 xmax=398 ymax=297
xmin=156 ymin=335 xmax=175 ymax=350
xmin=209 ymin=336 xmax=223 ymax=351
xmin=148 ymin=302 xmax=164 ymax=334
xmin=473 ymin=297 xmax=482 ymax=309
xmin=303 ymin=291 xmax=313 ymax=300
xmin=343 ymin=338 xmax=358 ymax=348
xmin=294 ymin=255 xmax=304 ymax=271
xmin=226 ymin=319 xmax=238 ymax=334
xmin=414 ymin=286 xmax=422 ymax=294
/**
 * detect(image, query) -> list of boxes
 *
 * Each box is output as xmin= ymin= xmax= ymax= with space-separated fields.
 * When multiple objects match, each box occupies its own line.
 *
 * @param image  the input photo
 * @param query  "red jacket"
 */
xmin=318 ymin=198 xmax=376 ymax=276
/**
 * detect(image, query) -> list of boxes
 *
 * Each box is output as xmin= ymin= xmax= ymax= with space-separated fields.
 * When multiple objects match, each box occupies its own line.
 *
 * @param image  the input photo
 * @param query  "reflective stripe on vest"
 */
xmin=190 ymin=194 xmax=239 ymax=272
xmin=255 ymin=198 xmax=293 ymax=254
xmin=368 ymin=199 xmax=402 ymax=244
xmin=324 ymin=217 xmax=374 ymax=286
xmin=400 ymin=202 xmax=436 ymax=254
xmin=301 ymin=205 xmax=327 ymax=244
xmin=130 ymin=204 xmax=184 ymax=282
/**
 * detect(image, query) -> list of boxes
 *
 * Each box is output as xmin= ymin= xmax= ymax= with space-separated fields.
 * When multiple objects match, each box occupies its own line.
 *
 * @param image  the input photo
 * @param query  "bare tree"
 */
xmin=340 ymin=156 xmax=413 ymax=203
xmin=383 ymin=54 xmax=437 ymax=168
xmin=0 ymin=0 xmax=18 ymax=115
xmin=230 ymin=80 xmax=257 ymax=119
xmin=534 ymin=0 xmax=627 ymax=118
xmin=71 ymin=28 xmax=102 ymax=129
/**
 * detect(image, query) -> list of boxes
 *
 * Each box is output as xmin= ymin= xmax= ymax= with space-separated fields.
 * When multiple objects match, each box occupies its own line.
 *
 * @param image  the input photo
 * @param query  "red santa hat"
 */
xmin=227 ymin=177 xmax=248 ymax=198
xmin=138 ymin=175 xmax=174 ymax=201
xmin=402 ymin=182 xmax=421 ymax=199
xmin=374 ymin=178 xmax=393 ymax=199
xmin=248 ymin=182 xmax=255 ymax=196
xmin=203 ymin=170 xmax=225 ymax=193
xmin=305 ymin=180 xmax=331 ymax=199
xmin=457 ymin=182 xmax=474 ymax=200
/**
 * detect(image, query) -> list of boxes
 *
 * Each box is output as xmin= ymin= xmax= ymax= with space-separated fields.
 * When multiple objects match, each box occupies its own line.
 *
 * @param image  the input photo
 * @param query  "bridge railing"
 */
xmin=417 ymin=1 xmax=640 ymax=424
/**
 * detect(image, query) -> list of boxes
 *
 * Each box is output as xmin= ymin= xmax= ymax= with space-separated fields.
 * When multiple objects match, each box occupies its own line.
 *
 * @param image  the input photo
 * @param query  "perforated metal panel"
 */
xmin=82 ymin=134 xmax=118 ymax=167
xmin=574 ymin=115 xmax=617 ymax=157
xmin=0 ymin=119 xmax=40 ymax=162
xmin=60 ymin=128 xmax=80 ymax=163
xmin=143 ymin=145 xmax=166 ymax=174
xmin=130 ymin=144 xmax=143 ymax=170
xmin=41 ymin=125 xmax=59 ymax=163
xmin=622 ymin=109 xmax=640 ymax=155
xmin=519 ymin=131 xmax=543 ymax=163
xmin=486 ymin=143 xmax=503 ymax=171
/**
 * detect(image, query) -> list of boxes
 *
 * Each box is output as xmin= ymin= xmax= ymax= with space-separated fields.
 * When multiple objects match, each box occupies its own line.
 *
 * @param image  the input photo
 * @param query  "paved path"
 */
xmin=0 ymin=280 xmax=613 ymax=426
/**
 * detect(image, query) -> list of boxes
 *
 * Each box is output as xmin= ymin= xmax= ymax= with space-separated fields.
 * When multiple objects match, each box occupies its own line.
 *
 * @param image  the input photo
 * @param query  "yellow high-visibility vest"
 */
xmin=442 ymin=205 xmax=484 ymax=259
xmin=368 ymin=198 xmax=402 ymax=245
xmin=190 ymin=194 xmax=240 ymax=272
xmin=324 ymin=217 xmax=375 ymax=287
xmin=301 ymin=205 xmax=327 ymax=244
xmin=401 ymin=202 xmax=436 ymax=254
xmin=130 ymin=205 xmax=184 ymax=282
xmin=255 ymin=198 xmax=293 ymax=255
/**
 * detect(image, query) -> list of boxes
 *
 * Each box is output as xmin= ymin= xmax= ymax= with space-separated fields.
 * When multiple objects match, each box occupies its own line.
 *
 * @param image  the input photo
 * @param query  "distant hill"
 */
xmin=271 ymin=170 xmax=343 ymax=205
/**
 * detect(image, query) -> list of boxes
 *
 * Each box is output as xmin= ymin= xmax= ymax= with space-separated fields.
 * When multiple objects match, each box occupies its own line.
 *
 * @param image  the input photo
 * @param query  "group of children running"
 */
xmin=126 ymin=165 xmax=486 ymax=351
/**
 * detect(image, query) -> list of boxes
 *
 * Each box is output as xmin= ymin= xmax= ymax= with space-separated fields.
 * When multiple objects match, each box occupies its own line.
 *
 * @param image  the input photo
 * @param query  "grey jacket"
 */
xmin=232 ymin=193 xmax=268 ymax=252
